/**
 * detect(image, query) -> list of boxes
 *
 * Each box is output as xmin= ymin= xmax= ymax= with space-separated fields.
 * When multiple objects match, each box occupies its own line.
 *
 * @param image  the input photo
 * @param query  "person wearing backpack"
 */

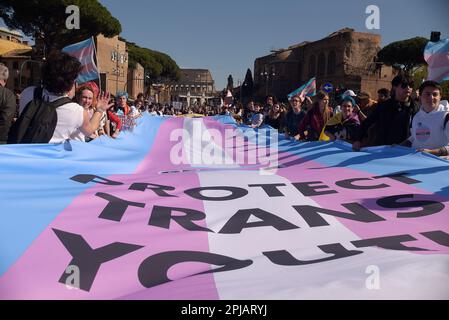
xmin=0 ymin=63 xmax=16 ymax=144
xmin=8 ymin=52 xmax=113 ymax=144
xmin=403 ymin=80 xmax=449 ymax=157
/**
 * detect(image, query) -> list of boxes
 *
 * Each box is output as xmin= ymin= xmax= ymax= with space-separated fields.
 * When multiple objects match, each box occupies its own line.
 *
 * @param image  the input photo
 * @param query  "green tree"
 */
xmin=126 ymin=41 xmax=181 ymax=83
xmin=0 ymin=0 xmax=121 ymax=54
xmin=378 ymin=37 xmax=429 ymax=73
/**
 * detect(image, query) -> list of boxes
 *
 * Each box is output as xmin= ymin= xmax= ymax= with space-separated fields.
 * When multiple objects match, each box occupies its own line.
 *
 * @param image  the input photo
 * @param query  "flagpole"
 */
xmin=92 ymin=36 xmax=102 ymax=92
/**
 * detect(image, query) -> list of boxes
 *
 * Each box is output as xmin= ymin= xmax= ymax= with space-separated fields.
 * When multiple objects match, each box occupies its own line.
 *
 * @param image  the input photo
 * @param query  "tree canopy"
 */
xmin=0 ymin=0 xmax=121 ymax=53
xmin=377 ymin=37 xmax=429 ymax=72
xmin=241 ymin=68 xmax=254 ymax=99
xmin=227 ymin=75 xmax=234 ymax=91
xmin=125 ymin=40 xmax=181 ymax=83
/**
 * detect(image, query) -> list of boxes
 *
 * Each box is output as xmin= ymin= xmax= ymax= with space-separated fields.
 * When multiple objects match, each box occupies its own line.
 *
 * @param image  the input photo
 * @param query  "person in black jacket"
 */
xmin=0 ymin=63 xmax=16 ymax=144
xmin=352 ymin=74 xmax=419 ymax=151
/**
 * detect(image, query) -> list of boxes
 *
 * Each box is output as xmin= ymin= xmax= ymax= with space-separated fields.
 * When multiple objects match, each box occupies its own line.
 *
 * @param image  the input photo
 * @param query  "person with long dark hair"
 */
xmin=297 ymin=90 xmax=333 ymax=141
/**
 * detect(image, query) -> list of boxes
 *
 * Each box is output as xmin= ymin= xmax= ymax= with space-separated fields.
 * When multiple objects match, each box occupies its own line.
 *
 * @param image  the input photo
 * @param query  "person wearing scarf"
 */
xmin=115 ymin=91 xmax=132 ymax=116
xmin=297 ymin=90 xmax=333 ymax=141
xmin=320 ymin=96 xmax=361 ymax=143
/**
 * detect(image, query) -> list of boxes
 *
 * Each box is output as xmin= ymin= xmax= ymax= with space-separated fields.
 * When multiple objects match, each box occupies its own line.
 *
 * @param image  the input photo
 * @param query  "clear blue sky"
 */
xmin=97 ymin=0 xmax=448 ymax=89
xmin=3 ymin=0 xmax=449 ymax=89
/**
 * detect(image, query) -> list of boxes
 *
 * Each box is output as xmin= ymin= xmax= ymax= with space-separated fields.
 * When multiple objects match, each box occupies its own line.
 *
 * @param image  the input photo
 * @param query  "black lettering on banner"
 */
xmin=219 ymin=208 xmax=299 ymax=234
xmin=352 ymin=234 xmax=429 ymax=251
xmin=376 ymin=194 xmax=445 ymax=218
xmin=374 ymin=173 xmax=421 ymax=185
xmin=149 ymin=205 xmax=213 ymax=232
xmin=421 ymin=230 xmax=449 ymax=248
xmin=263 ymin=243 xmax=363 ymax=265
xmin=293 ymin=203 xmax=385 ymax=228
xmin=248 ymin=183 xmax=287 ymax=197
xmin=70 ymin=175 xmax=123 ymax=186
xmin=95 ymin=193 xmax=145 ymax=222
xmin=184 ymin=186 xmax=248 ymax=201
xmin=138 ymin=251 xmax=253 ymax=288
xmin=335 ymin=178 xmax=389 ymax=190
xmin=53 ymin=229 xmax=143 ymax=292
xmin=129 ymin=183 xmax=177 ymax=197
xmin=292 ymin=181 xmax=338 ymax=196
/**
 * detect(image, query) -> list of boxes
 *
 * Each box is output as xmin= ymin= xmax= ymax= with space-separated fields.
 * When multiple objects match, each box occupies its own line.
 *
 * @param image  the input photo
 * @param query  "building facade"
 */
xmin=254 ymin=28 xmax=395 ymax=101
xmin=127 ymin=62 xmax=145 ymax=100
xmin=169 ymin=69 xmax=216 ymax=107
xmin=0 ymin=27 xmax=37 ymax=91
xmin=96 ymin=34 xmax=128 ymax=95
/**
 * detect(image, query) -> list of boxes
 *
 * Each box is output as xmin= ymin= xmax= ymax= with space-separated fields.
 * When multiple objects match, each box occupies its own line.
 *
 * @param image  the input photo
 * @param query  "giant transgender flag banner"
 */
xmin=424 ymin=37 xmax=449 ymax=83
xmin=62 ymin=37 xmax=99 ymax=84
xmin=1 ymin=114 xmax=449 ymax=299
xmin=287 ymin=77 xmax=317 ymax=100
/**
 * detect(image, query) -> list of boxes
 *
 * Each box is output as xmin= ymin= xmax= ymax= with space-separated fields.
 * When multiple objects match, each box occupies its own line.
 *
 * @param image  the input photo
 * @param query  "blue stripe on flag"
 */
xmin=0 ymin=114 xmax=168 ymax=276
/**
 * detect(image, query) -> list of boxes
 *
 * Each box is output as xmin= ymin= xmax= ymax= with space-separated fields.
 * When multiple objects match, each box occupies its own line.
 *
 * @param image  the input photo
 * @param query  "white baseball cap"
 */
xmin=343 ymin=90 xmax=357 ymax=97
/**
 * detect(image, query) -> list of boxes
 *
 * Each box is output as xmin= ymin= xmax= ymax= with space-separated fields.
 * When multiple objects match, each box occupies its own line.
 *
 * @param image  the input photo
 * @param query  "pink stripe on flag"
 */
xmin=425 ymin=52 xmax=449 ymax=68
xmin=0 ymin=118 xmax=219 ymax=300
xmin=274 ymin=149 xmax=449 ymax=254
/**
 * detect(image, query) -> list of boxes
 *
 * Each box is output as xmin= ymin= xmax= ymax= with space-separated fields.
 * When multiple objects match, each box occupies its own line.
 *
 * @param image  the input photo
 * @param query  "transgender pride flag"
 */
xmin=287 ymin=77 xmax=317 ymax=100
xmin=1 ymin=114 xmax=449 ymax=299
xmin=62 ymin=37 xmax=99 ymax=84
xmin=424 ymin=37 xmax=449 ymax=83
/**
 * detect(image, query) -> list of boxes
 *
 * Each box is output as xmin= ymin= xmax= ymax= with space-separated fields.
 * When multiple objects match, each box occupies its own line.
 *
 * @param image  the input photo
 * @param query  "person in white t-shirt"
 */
xmin=19 ymin=52 xmax=113 ymax=143
xmin=405 ymin=80 xmax=449 ymax=157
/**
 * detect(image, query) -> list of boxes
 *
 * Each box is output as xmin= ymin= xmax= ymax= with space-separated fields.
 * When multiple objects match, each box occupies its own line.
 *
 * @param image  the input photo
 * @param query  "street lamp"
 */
xmin=112 ymin=44 xmax=127 ymax=93
xmin=260 ymin=70 xmax=275 ymax=96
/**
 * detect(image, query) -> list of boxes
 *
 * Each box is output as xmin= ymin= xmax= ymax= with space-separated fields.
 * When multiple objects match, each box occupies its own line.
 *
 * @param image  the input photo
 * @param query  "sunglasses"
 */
xmin=400 ymin=82 xmax=414 ymax=89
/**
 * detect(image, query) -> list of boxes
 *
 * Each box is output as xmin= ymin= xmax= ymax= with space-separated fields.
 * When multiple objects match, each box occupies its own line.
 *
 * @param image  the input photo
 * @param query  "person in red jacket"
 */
xmin=107 ymin=102 xmax=122 ymax=138
xmin=297 ymin=90 xmax=333 ymax=141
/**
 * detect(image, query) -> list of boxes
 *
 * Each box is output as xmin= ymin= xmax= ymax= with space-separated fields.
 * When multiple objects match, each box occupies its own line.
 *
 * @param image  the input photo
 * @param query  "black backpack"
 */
xmin=8 ymin=87 xmax=72 ymax=144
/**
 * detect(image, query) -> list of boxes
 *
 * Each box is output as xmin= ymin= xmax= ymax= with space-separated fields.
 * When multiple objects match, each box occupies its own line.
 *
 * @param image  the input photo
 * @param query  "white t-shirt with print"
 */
xmin=409 ymin=104 xmax=449 ymax=152
xmin=20 ymin=86 xmax=84 ymax=143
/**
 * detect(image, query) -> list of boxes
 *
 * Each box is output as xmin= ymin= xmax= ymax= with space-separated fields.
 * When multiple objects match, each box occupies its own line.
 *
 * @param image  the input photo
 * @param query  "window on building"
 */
xmin=317 ymin=53 xmax=326 ymax=76
xmin=327 ymin=51 xmax=336 ymax=75
xmin=308 ymin=55 xmax=316 ymax=78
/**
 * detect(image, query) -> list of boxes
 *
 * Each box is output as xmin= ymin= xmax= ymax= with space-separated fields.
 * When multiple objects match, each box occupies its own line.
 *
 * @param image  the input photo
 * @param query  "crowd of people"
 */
xmin=225 ymin=76 xmax=449 ymax=158
xmin=0 ymin=51 xmax=448 ymax=158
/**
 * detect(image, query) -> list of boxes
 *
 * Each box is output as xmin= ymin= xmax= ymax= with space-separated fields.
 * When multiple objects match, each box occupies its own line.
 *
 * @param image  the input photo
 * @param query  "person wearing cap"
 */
xmin=356 ymin=91 xmax=377 ymax=120
xmin=334 ymin=90 xmax=357 ymax=114
xmin=343 ymin=90 xmax=357 ymax=98
xmin=403 ymin=80 xmax=449 ymax=157
xmin=0 ymin=63 xmax=16 ymax=144
xmin=352 ymin=74 xmax=419 ymax=151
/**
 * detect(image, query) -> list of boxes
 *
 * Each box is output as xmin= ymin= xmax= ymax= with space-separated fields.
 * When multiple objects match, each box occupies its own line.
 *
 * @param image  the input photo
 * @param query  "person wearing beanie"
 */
xmin=321 ymin=96 xmax=361 ymax=143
